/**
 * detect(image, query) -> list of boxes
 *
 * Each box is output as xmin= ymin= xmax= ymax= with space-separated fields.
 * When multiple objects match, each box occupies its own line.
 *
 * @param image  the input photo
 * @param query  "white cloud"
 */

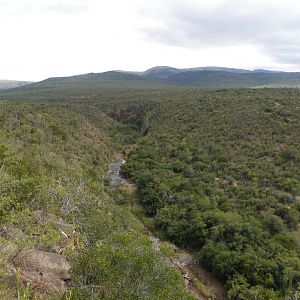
xmin=0 ymin=0 xmax=300 ymax=80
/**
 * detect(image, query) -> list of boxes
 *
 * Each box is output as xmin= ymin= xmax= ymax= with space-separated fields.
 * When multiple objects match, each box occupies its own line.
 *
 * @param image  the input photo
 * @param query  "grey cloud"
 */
xmin=141 ymin=0 xmax=300 ymax=65
xmin=263 ymin=45 xmax=300 ymax=64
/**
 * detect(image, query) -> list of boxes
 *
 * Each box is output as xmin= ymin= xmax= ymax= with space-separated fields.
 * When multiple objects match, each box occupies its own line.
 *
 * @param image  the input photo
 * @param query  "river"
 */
xmin=108 ymin=156 xmax=228 ymax=300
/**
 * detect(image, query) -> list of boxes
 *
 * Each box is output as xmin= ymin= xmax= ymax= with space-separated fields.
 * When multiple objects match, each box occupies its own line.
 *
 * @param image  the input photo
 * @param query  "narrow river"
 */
xmin=108 ymin=156 xmax=228 ymax=300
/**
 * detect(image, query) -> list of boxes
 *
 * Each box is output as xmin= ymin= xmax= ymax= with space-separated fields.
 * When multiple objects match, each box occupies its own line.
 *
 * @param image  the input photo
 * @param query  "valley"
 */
xmin=0 ymin=83 xmax=299 ymax=299
xmin=108 ymin=156 xmax=228 ymax=300
xmin=1 ymin=0 xmax=300 ymax=297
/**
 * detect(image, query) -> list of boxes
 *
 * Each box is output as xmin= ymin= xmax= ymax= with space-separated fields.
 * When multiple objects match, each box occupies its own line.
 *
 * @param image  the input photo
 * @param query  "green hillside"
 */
xmin=2 ymin=68 xmax=300 ymax=98
xmin=0 ymin=99 xmax=194 ymax=299
xmin=163 ymin=71 xmax=300 ymax=88
xmin=0 ymin=72 xmax=167 ymax=100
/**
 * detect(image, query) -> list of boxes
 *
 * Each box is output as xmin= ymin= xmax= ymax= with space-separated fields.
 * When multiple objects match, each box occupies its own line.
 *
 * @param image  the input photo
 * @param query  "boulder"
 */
xmin=13 ymin=249 xmax=71 ymax=293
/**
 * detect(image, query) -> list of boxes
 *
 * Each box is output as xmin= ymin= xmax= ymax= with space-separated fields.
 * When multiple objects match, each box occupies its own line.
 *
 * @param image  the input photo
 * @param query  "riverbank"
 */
xmin=108 ymin=156 xmax=228 ymax=300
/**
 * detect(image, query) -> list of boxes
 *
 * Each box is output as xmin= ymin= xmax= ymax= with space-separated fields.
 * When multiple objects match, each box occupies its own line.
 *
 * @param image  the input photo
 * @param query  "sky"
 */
xmin=1 ymin=0 xmax=300 ymax=81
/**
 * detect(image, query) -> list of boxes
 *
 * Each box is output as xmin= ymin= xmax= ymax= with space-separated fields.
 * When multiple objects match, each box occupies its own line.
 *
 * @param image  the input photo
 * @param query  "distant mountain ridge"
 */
xmin=149 ymin=69 xmax=300 ymax=88
xmin=0 ymin=80 xmax=33 ymax=90
xmin=142 ymin=66 xmax=282 ymax=79
xmin=1 ymin=66 xmax=300 ymax=98
xmin=141 ymin=66 xmax=299 ymax=88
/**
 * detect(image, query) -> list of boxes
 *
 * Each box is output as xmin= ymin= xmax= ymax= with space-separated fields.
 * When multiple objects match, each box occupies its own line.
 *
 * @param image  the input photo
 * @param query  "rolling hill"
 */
xmin=142 ymin=66 xmax=299 ymax=88
xmin=1 ymin=67 xmax=300 ymax=100
xmin=162 ymin=70 xmax=300 ymax=88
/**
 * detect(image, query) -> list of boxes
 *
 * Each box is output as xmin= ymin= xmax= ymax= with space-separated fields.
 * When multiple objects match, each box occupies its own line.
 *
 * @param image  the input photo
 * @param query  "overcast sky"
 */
xmin=1 ymin=0 xmax=300 ymax=81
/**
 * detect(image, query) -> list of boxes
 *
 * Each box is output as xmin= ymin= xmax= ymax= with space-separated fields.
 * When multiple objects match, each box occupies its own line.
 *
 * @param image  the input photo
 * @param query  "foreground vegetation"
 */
xmin=0 ymin=100 xmax=194 ymax=299
xmin=0 ymin=86 xmax=299 ymax=299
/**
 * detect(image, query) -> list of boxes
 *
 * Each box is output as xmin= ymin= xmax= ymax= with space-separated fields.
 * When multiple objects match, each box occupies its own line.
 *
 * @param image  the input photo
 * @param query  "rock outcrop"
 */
xmin=0 ymin=213 xmax=75 ymax=295
xmin=13 ymin=249 xmax=71 ymax=293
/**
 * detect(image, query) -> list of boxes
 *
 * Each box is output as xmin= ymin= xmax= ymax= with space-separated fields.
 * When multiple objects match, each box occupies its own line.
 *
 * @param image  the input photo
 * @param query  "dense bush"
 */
xmin=122 ymin=88 xmax=300 ymax=298
xmin=0 ymin=86 xmax=299 ymax=299
xmin=0 ymin=100 xmax=194 ymax=299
